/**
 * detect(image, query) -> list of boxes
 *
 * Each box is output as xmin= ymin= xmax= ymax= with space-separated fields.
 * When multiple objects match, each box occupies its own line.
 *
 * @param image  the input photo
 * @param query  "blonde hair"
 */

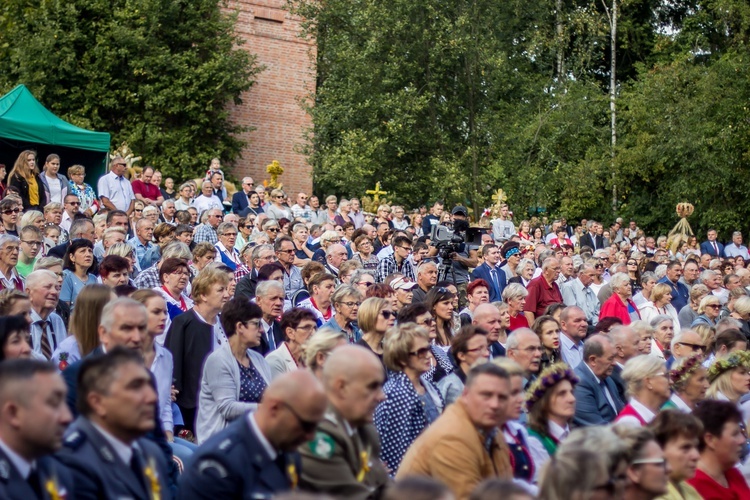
xmin=191 ymin=266 xmax=231 ymax=304
xmin=357 ymin=297 xmax=388 ymax=333
xmin=621 ymin=355 xmax=666 ymax=397
xmin=303 ymin=327 xmax=347 ymax=373
xmin=106 ymin=242 xmax=135 ymax=259
xmin=697 ymin=295 xmax=720 ymax=314
xmin=19 ymin=210 xmax=43 ymax=229
xmin=707 ymin=368 xmax=742 ymax=402
xmin=491 ymin=357 xmax=525 ymax=377
xmin=68 ymin=164 xmax=86 ymax=176
xmin=650 ymin=283 xmax=672 ymax=304
xmin=383 ymin=323 xmax=430 ymax=372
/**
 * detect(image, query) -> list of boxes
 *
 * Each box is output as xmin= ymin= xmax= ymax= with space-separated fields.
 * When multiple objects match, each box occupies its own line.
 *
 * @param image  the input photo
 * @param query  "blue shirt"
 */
xmin=60 ymin=270 xmax=98 ymax=309
xmin=658 ymin=277 xmax=689 ymax=312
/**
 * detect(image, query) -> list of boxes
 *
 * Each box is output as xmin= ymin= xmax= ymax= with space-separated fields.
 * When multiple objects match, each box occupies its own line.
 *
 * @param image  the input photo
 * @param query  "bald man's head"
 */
xmin=323 ymin=345 xmax=385 ymax=426
xmin=256 ymin=370 xmax=326 ymax=450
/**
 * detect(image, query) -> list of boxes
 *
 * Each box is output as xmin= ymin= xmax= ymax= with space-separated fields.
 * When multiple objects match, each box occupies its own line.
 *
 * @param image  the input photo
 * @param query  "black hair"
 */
xmin=76 ymin=347 xmax=144 ymax=416
xmin=0 ymin=315 xmax=32 ymax=362
xmin=219 ymin=298 xmax=263 ymax=337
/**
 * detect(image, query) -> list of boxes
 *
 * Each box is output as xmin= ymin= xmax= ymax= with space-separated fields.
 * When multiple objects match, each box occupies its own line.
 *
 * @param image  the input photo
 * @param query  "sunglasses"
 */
xmin=409 ymin=347 xmax=431 ymax=358
xmin=2 ymin=208 xmax=21 ymax=214
xmin=677 ymin=342 xmax=705 ymax=352
xmin=268 ymin=228 xmax=279 ymax=232
xmin=417 ymin=317 xmax=435 ymax=327
xmin=381 ymin=310 xmax=394 ymax=319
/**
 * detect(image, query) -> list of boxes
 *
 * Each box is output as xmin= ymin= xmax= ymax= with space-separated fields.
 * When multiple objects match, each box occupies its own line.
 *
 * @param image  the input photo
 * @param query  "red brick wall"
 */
xmin=225 ymin=0 xmax=315 ymax=195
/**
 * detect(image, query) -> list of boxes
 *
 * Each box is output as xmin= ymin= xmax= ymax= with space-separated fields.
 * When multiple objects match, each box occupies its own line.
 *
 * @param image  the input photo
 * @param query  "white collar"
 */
xmin=584 ymin=362 xmax=602 ymax=382
xmin=0 ymin=437 xmax=33 ymax=479
xmin=670 ymin=393 xmax=692 ymax=413
xmin=341 ymin=418 xmax=356 ymax=437
xmin=247 ymin=413 xmax=277 ymax=460
xmin=548 ymin=420 xmax=570 ymax=442
xmin=91 ymin=422 xmax=135 ymax=464
xmin=628 ymin=398 xmax=656 ymax=423
xmin=717 ymin=391 xmax=731 ymax=402
xmin=261 ymin=318 xmax=273 ymax=332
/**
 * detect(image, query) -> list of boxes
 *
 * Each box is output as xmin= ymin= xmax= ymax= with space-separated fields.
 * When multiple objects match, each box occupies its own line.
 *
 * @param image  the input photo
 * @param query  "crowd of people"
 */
xmin=0 ymin=149 xmax=750 ymax=499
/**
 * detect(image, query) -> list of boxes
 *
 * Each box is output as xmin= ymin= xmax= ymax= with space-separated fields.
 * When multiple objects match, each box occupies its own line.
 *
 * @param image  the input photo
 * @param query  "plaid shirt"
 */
xmin=193 ymin=224 xmax=218 ymax=244
xmin=133 ymin=265 xmax=161 ymax=289
xmin=234 ymin=264 xmax=251 ymax=282
xmin=376 ymin=255 xmax=416 ymax=283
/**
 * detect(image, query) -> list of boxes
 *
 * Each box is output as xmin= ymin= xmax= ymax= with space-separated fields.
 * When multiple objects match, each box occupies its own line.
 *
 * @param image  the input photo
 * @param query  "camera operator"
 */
xmin=427 ymin=206 xmax=478 ymax=309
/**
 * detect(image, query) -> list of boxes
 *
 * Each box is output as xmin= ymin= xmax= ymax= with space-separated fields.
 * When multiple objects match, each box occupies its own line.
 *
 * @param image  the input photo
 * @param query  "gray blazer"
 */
xmin=196 ymin=342 xmax=272 ymax=444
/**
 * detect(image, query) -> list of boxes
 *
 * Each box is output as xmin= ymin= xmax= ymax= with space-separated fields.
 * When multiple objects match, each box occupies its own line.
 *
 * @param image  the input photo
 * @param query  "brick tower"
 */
xmin=226 ymin=0 xmax=315 ymax=195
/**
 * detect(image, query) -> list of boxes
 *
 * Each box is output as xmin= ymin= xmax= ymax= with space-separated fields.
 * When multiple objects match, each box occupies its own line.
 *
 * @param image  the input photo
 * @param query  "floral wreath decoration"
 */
xmin=707 ymin=351 xmax=750 ymax=384
xmin=525 ymin=363 xmax=579 ymax=412
xmin=668 ymin=353 xmax=703 ymax=388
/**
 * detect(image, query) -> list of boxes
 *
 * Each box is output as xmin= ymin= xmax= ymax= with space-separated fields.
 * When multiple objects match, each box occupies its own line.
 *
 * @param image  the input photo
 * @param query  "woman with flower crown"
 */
xmin=705 ymin=350 xmax=750 ymax=467
xmin=615 ymin=355 xmax=671 ymax=427
xmin=662 ymin=354 xmax=709 ymax=413
xmin=525 ymin=363 xmax=578 ymax=459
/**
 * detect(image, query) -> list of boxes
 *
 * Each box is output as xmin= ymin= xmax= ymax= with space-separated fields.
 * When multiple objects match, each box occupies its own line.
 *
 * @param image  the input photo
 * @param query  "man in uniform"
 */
xmin=0 ymin=359 xmax=74 ymax=499
xmin=178 ymin=370 xmax=327 ymax=499
xmin=300 ymin=345 xmax=390 ymax=499
xmin=56 ymin=347 xmax=171 ymax=500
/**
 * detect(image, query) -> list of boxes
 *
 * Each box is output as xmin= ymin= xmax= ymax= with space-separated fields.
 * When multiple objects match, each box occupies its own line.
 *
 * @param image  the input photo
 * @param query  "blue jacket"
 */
xmin=700 ymin=240 xmax=725 ymax=258
xmin=0 ymin=448 xmax=74 ymax=500
xmin=178 ymin=415 xmax=300 ymax=499
xmin=231 ymin=191 xmax=250 ymax=216
xmin=374 ymin=371 xmax=444 ymax=474
xmin=573 ymin=363 xmax=625 ymax=427
xmin=56 ymin=416 xmax=171 ymax=500
xmin=470 ymin=262 xmax=507 ymax=302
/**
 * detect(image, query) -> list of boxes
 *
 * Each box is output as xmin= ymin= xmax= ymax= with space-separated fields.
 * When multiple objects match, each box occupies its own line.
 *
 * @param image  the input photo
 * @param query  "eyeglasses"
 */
xmin=281 ymin=401 xmax=318 ymax=433
xmin=67 ymin=201 xmax=80 ymax=206
xmin=295 ymin=324 xmax=316 ymax=333
xmin=244 ymin=319 xmax=262 ymax=329
xmin=677 ymin=342 xmax=705 ymax=352
xmin=21 ymin=240 xmax=43 ymax=247
xmin=706 ymin=304 xmax=721 ymax=309
xmin=594 ymin=264 xmax=603 ymax=269
xmin=466 ymin=345 xmax=490 ymax=354
xmin=277 ymin=249 xmax=295 ymax=254
xmin=409 ymin=347 xmax=431 ymax=358
xmin=221 ymin=232 xmax=237 ymax=237
xmin=2 ymin=208 xmax=21 ymax=214
xmin=357 ymin=281 xmax=375 ymax=287
xmin=339 ymin=301 xmax=361 ymax=308
xmin=267 ymin=228 xmax=279 ymax=232
xmin=417 ymin=317 xmax=434 ymax=327
xmin=399 ymin=246 xmax=412 ymax=252
xmin=631 ymin=458 xmax=667 ymax=467
xmin=380 ymin=310 xmax=394 ymax=319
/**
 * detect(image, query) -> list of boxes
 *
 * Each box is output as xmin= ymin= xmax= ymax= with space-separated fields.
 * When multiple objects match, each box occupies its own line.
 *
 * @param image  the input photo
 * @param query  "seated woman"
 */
xmin=356 ymin=297 xmax=396 ymax=362
xmin=265 ymin=308 xmax=318 ymax=379
xmin=663 ymin=354 xmax=709 ymax=413
xmin=458 ymin=279 xmax=490 ymax=326
xmin=437 ymin=325 xmax=490 ymax=405
xmin=51 ymin=284 xmax=112 ymax=369
xmin=297 ymin=272 xmax=337 ymax=325
xmin=531 ymin=315 xmax=561 ymax=370
xmin=690 ymin=295 xmax=722 ymax=328
xmin=322 ymin=284 xmax=363 ymax=342
xmin=214 ymin=222 xmax=242 ymax=271
xmin=526 ymin=363 xmax=578 ymax=460
xmin=503 ymin=283 xmax=529 ymax=331
xmin=60 ymin=238 xmax=97 ymax=309
xmin=688 ymin=400 xmax=750 ymax=498
xmin=599 ymin=272 xmax=641 ymax=325
xmin=425 ymin=286 xmax=457 ymax=350
xmin=613 ymin=426 xmax=669 ymax=499
xmin=651 ymin=410 xmax=704 ymax=500
xmin=302 ymin=327 xmax=348 ymax=380
xmin=156 ymin=257 xmax=194 ymax=331
xmin=639 ymin=283 xmax=681 ymax=334
xmin=0 ymin=314 xmax=32 ymax=361
xmin=678 ymin=284 xmax=709 ymax=330
xmin=196 ymin=299 xmax=271 ymax=444
xmin=98 ymin=255 xmax=131 ymax=288
xmin=165 ymin=266 xmax=232 ymax=433
xmin=616 ymin=355 xmax=671 ymax=427
xmin=375 ymin=323 xmax=444 ymax=475
xmin=397 ymin=303 xmax=454 ymax=384
xmin=650 ymin=315 xmax=676 ymax=360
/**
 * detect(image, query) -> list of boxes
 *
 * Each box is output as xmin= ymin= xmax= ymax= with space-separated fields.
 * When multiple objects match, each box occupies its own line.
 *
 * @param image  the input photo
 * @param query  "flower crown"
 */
xmin=707 ymin=351 xmax=750 ymax=384
xmin=669 ymin=353 xmax=704 ymax=387
xmin=525 ymin=363 xmax=579 ymax=412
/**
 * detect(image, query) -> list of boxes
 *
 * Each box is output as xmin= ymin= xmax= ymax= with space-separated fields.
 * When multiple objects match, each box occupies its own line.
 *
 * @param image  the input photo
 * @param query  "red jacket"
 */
xmin=599 ymin=294 xmax=640 ymax=325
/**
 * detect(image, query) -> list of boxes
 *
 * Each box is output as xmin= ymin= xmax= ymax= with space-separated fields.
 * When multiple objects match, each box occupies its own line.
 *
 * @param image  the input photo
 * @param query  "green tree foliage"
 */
xmin=0 ymin=0 xmax=261 ymax=180
xmin=294 ymin=0 xmax=750 ymax=237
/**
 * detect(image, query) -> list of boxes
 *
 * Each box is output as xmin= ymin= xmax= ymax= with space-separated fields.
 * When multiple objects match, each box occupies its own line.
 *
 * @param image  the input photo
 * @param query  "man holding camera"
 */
xmin=428 ymin=206 xmax=478 ymax=309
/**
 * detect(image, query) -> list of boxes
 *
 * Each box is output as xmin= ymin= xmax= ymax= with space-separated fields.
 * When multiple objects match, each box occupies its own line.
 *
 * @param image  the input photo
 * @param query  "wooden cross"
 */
xmin=366 ymin=182 xmax=388 ymax=204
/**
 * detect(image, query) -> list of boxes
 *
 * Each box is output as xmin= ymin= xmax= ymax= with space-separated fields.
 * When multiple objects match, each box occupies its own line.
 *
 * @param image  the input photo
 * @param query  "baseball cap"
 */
xmin=451 ymin=206 xmax=468 ymax=216
xmin=390 ymin=276 xmax=418 ymax=291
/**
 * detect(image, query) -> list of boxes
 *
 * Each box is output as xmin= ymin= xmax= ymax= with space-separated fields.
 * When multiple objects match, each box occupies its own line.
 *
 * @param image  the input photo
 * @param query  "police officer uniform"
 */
xmin=56 ymin=416 xmax=171 ymax=500
xmin=0 ymin=441 xmax=74 ymax=500
xmin=299 ymin=406 xmax=390 ymax=499
xmin=177 ymin=413 xmax=300 ymax=499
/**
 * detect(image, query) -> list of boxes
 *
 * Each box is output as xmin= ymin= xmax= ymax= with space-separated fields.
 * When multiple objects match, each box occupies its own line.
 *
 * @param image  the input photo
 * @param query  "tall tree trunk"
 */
xmin=556 ymin=0 xmax=564 ymax=79
xmin=602 ymin=0 xmax=618 ymax=212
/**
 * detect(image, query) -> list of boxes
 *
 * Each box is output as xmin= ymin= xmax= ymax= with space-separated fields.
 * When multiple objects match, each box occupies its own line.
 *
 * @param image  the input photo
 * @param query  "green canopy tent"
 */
xmin=0 ymin=84 xmax=111 ymax=189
